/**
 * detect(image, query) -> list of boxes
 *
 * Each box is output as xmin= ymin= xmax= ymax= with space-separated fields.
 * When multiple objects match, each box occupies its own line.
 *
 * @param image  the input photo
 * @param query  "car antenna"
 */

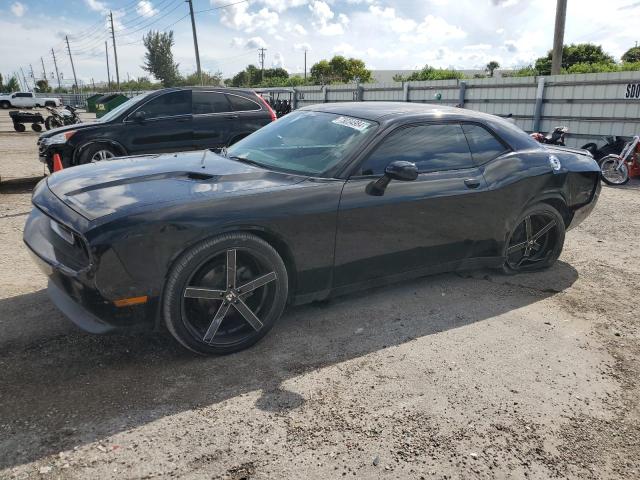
xmin=200 ymin=149 xmax=208 ymax=169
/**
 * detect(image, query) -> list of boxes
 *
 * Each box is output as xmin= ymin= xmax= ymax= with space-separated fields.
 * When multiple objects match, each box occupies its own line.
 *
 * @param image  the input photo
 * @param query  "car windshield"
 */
xmin=226 ymin=110 xmax=378 ymax=176
xmin=97 ymin=92 xmax=152 ymax=123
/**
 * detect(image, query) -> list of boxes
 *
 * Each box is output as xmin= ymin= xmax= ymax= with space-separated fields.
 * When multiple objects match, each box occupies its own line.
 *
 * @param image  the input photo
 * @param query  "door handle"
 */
xmin=464 ymin=178 xmax=481 ymax=189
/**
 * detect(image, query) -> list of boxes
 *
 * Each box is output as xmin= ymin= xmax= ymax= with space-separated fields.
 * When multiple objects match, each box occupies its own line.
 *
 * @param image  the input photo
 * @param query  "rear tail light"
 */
xmin=255 ymin=93 xmax=277 ymax=121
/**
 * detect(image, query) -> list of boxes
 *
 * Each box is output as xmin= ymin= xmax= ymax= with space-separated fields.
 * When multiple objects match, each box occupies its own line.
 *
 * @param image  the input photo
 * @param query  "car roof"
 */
xmin=301 ymin=101 xmax=540 ymax=151
xmin=161 ymin=86 xmax=256 ymax=95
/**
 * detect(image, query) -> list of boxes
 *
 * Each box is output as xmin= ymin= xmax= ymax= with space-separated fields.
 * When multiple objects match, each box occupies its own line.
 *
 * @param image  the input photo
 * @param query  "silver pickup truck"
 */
xmin=0 ymin=92 xmax=62 ymax=109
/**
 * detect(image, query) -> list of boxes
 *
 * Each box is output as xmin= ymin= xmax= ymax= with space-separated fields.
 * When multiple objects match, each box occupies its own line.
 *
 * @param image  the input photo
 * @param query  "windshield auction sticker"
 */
xmin=332 ymin=116 xmax=371 ymax=131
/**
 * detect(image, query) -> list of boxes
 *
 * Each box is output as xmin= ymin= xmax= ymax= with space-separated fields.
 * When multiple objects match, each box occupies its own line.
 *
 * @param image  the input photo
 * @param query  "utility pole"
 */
xmin=65 ymin=35 xmax=79 ymax=92
xmin=304 ymin=48 xmax=307 ymax=81
xmin=551 ymin=0 xmax=567 ymax=75
xmin=40 ymin=57 xmax=47 ymax=82
xmin=51 ymin=48 xmax=62 ymax=90
xmin=186 ymin=0 xmax=202 ymax=84
xmin=258 ymin=47 xmax=266 ymax=82
xmin=105 ymin=41 xmax=111 ymax=89
xmin=109 ymin=11 xmax=120 ymax=87
xmin=91 ymin=78 xmax=95 ymax=90
xmin=29 ymin=64 xmax=35 ymax=86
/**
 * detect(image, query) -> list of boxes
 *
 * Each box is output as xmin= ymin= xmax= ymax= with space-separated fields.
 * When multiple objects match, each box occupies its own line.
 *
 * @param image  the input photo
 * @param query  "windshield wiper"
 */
xmin=228 ymin=155 xmax=266 ymax=170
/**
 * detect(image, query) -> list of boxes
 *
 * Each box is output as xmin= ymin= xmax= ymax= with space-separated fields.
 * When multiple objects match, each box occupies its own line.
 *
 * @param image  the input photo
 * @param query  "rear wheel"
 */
xmin=44 ymin=101 xmax=56 ymax=108
xmin=163 ymin=233 xmax=288 ymax=355
xmin=0 ymin=101 xmax=10 ymax=109
xmin=501 ymin=203 xmax=565 ymax=274
xmin=45 ymin=116 xmax=61 ymax=130
xmin=13 ymin=123 xmax=25 ymax=132
xmin=31 ymin=123 xmax=42 ymax=132
xmin=600 ymin=155 xmax=629 ymax=186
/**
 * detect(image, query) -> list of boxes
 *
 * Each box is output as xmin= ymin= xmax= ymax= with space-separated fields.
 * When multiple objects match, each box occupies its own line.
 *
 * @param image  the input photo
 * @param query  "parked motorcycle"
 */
xmin=581 ymin=136 xmax=627 ymax=160
xmin=44 ymin=105 xmax=81 ymax=130
xmin=530 ymin=126 xmax=568 ymax=146
xmin=599 ymin=135 xmax=640 ymax=186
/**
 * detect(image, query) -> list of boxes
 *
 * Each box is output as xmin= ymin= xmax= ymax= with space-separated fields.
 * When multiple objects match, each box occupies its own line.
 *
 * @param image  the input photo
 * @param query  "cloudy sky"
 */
xmin=1 ymin=0 xmax=639 ymax=86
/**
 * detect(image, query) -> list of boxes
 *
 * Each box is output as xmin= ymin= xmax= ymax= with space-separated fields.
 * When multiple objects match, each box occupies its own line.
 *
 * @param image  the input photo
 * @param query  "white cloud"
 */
xmin=245 ymin=36 xmax=268 ymax=49
xmin=369 ymin=5 xmax=416 ymax=33
xmin=294 ymin=42 xmax=311 ymax=51
xmin=338 ymin=13 xmax=350 ymax=25
xmin=463 ymin=44 xmax=492 ymax=51
xmin=10 ymin=2 xmax=26 ymax=17
xmin=258 ymin=0 xmax=306 ymax=12
xmin=213 ymin=0 xmax=279 ymax=34
xmin=136 ymin=1 xmax=158 ymax=18
xmin=84 ymin=0 xmax=107 ymax=13
xmin=293 ymin=24 xmax=307 ymax=35
xmin=272 ymin=52 xmax=285 ymax=68
xmin=309 ymin=0 xmax=345 ymax=36
xmin=333 ymin=42 xmax=356 ymax=56
xmin=401 ymin=15 xmax=466 ymax=44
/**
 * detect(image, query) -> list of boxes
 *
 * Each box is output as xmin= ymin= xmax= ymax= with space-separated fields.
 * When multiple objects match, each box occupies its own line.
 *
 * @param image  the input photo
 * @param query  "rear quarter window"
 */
xmin=227 ymin=94 xmax=261 ymax=112
xmin=462 ymin=123 xmax=509 ymax=164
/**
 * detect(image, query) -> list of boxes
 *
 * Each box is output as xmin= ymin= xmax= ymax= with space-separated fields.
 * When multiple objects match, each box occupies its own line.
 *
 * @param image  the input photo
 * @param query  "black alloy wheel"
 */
xmin=502 ymin=204 xmax=565 ymax=274
xmin=163 ymin=233 xmax=288 ymax=355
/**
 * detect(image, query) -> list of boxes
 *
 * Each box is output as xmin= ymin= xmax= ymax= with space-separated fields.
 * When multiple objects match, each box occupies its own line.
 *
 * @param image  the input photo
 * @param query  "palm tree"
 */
xmin=486 ymin=61 xmax=500 ymax=77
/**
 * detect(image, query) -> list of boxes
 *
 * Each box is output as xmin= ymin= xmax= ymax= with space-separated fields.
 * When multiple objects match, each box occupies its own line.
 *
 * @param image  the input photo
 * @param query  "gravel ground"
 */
xmin=0 ymin=109 xmax=95 ymax=182
xmin=1 ymin=134 xmax=639 ymax=479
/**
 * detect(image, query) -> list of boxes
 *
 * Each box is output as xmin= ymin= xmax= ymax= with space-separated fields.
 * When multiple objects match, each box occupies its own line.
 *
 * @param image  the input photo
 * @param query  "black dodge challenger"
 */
xmin=24 ymin=103 xmax=601 ymax=354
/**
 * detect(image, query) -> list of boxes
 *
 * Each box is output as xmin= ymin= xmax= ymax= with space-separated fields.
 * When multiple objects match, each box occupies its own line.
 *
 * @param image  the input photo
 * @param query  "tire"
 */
xmin=600 ymin=155 xmax=629 ymax=186
xmin=0 ymin=101 xmax=10 ymax=109
xmin=501 ymin=203 xmax=566 ymax=275
xmin=13 ymin=123 xmax=25 ymax=132
xmin=45 ymin=116 xmax=61 ymax=130
xmin=31 ymin=123 xmax=42 ymax=132
xmin=44 ymin=101 xmax=56 ymax=108
xmin=78 ymin=143 xmax=118 ymax=164
xmin=163 ymin=233 xmax=288 ymax=355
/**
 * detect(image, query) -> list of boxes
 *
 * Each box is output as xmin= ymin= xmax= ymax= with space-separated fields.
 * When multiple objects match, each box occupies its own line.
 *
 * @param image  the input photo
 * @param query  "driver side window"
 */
xmin=359 ymin=123 xmax=474 ymax=176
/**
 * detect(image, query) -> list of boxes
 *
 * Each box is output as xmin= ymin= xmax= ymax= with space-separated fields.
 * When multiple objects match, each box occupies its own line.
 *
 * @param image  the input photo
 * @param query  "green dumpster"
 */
xmin=85 ymin=94 xmax=103 ymax=113
xmin=95 ymin=93 xmax=129 ymax=118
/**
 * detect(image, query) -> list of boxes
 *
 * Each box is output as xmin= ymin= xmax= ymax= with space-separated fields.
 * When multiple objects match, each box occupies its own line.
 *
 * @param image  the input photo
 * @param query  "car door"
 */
xmin=192 ymin=90 xmax=234 ymax=150
xmin=122 ymin=90 xmax=192 ymax=154
xmin=333 ymin=122 xmax=491 ymax=288
xmin=12 ymin=93 xmax=31 ymax=107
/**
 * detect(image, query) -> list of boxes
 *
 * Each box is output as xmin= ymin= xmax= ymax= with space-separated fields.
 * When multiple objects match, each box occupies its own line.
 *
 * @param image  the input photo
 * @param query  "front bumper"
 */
xmin=37 ymin=139 xmax=74 ymax=170
xmin=24 ymin=204 xmax=156 ymax=333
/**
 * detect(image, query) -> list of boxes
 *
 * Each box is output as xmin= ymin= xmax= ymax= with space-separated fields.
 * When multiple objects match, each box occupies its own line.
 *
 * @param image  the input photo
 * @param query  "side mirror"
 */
xmin=385 ymin=160 xmax=418 ymax=181
xmin=132 ymin=111 xmax=146 ymax=122
xmin=366 ymin=160 xmax=418 ymax=196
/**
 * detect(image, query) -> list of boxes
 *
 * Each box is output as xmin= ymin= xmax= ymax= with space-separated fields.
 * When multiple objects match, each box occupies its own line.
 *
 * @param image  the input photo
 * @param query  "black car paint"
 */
xmin=37 ymin=87 xmax=272 ymax=169
xmin=25 ymin=103 xmax=601 ymax=334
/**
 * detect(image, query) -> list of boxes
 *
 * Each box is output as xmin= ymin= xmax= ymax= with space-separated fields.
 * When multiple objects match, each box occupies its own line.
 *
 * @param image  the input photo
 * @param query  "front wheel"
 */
xmin=0 ymin=101 xmax=10 ymax=109
xmin=501 ymin=203 xmax=566 ymax=274
xmin=600 ymin=155 xmax=629 ymax=186
xmin=45 ymin=116 xmax=61 ymax=130
xmin=79 ymin=143 xmax=117 ymax=164
xmin=163 ymin=233 xmax=288 ymax=355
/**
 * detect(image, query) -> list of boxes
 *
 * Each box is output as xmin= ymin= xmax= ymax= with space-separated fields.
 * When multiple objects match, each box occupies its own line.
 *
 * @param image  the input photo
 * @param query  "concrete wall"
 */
xmin=294 ymin=71 xmax=640 ymax=149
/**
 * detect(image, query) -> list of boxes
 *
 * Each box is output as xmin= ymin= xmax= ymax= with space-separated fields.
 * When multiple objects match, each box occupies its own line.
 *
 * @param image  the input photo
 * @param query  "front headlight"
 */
xmin=44 ymin=130 xmax=77 ymax=146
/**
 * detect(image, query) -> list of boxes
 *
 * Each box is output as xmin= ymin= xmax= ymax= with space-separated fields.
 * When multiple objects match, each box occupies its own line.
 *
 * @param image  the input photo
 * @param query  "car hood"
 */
xmin=46 ymin=150 xmax=307 ymax=220
xmin=39 ymin=121 xmax=97 ymax=138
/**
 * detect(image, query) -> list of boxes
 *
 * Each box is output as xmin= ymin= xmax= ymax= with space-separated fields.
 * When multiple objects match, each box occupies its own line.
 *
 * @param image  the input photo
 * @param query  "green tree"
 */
xmin=486 ymin=61 xmax=500 ymax=77
xmin=142 ymin=30 xmax=181 ymax=87
xmin=6 ymin=76 xmax=19 ymax=92
xmin=395 ymin=65 xmax=463 ymax=82
xmin=622 ymin=46 xmax=640 ymax=63
xmin=182 ymin=71 xmax=223 ymax=86
xmin=35 ymin=79 xmax=51 ymax=92
xmin=309 ymin=56 xmax=372 ymax=84
xmin=534 ymin=43 xmax=615 ymax=75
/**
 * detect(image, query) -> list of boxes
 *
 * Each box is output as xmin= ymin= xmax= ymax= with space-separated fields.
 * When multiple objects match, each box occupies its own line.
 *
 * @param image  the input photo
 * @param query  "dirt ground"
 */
xmin=0 ymin=109 xmax=95 ymax=182
xmin=0 ymin=122 xmax=639 ymax=480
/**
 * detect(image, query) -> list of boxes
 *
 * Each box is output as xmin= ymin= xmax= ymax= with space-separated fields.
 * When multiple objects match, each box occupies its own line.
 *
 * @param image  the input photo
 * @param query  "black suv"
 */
xmin=38 ymin=87 xmax=276 ymax=172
